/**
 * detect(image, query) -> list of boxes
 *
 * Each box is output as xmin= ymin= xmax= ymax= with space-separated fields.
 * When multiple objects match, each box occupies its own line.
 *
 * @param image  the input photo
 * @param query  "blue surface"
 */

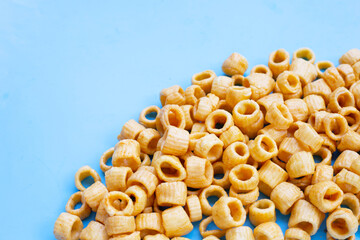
xmin=1 ymin=0 xmax=360 ymax=239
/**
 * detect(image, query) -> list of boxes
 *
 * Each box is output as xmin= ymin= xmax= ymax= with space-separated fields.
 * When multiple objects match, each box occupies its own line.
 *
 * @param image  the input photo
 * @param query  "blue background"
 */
xmin=1 ymin=0 xmax=360 ymax=239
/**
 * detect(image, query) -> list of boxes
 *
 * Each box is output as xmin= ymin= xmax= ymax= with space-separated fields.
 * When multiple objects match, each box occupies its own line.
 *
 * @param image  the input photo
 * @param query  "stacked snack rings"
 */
xmin=54 ymin=48 xmax=360 ymax=239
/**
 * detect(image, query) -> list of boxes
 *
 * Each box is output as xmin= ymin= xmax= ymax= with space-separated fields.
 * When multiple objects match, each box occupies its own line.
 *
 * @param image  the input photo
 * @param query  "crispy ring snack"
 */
xmin=65 ymin=191 xmax=91 ymax=220
xmin=339 ymin=48 xmax=360 ymax=65
xmin=211 ymin=76 xmax=234 ymax=99
xmin=143 ymin=234 xmax=169 ymax=240
xmin=292 ymin=47 xmax=316 ymax=64
xmin=249 ymin=199 xmax=276 ymax=226
xmin=127 ymin=167 xmax=159 ymax=197
xmin=137 ymin=128 xmax=161 ymax=155
xmin=139 ymin=105 xmax=161 ymax=129
xmin=184 ymin=85 xmax=205 ymax=105
xmin=315 ymin=60 xmax=334 ymax=78
xmin=199 ymin=216 xmax=226 ymax=238
xmin=258 ymin=160 xmax=288 ymax=196
xmin=83 ymin=181 xmax=108 ymax=211
xmin=185 ymin=195 xmax=202 ymax=222
xmin=194 ymin=133 xmax=223 ymax=162
xmin=229 ymin=186 xmax=259 ymax=206
xmin=105 ymin=167 xmax=133 ymax=192
xmin=192 ymin=70 xmax=216 ymax=93
xmin=250 ymin=64 xmax=273 ymax=77
xmin=104 ymin=191 xmax=134 ymax=217
xmin=326 ymin=233 xmax=355 ymax=240
xmin=293 ymin=122 xmax=323 ymax=153
xmin=100 ymin=147 xmax=115 ymax=173
xmin=308 ymin=181 xmax=344 ymax=213
xmin=233 ymin=99 xmax=264 ymax=138
xmin=222 ymin=52 xmax=248 ymax=76
xmin=303 ymin=78 xmax=332 ymax=104
xmin=110 ymin=231 xmax=141 ymax=240
xmin=337 ymin=129 xmax=360 ymax=152
xmin=75 ymin=165 xmax=101 ymax=191
xmin=289 ymin=58 xmax=317 ymax=86
xmin=205 ymin=109 xmax=234 ymax=136
xmin=156 ymin=181 xmax=187 ymax=206
xmin=199 ymin=185 xmax=227 ymax=216
xmin=135 ymin=212 xmax=164 ymax=238
xmin=341 ymin=193 xmax=360 ymax=223
xmin=141 ymin=156 xmax=151 ymax=167
xmin=243 ymin=73 xmax=275 ymax=101
xmin=125 ymin=185 xmax=147 ymax=216
xmin=113 ymin=139 xmax=141 ymax=171
xmin=286 ymin=151 xmax=315 ymax=179
xmin=160 ymin=85 xmax=185 ymax=107
xmin=212 ymin=161 xmax=231 ymax=189
xmin=275 ymin=71 xmax=302 ymax=100
xmin=270 ymin=182 xmax=304 ymax=215
xmin=105 ymin=216 xmax=136 ymax=236
xmin=284 ymin=228 xmax=310 ymax=240
xmin=288 ymin=199 xmax=325 ymax=236
xmin=226 ymin=226 xmax=255 ymax=240
xmin=323 ymin=67 xmax=345 ymax=91
xmin=249 ymin=134 xmax=278 ymax=163
xmin=226 ymin=86 xmax=252 ymax=108
xmin=338 ymin=64 xmax=356 ymax=88
xmin=118 ymin=119 xmax=146 ymax=141
xmin=219 ymin=125 xmax=245 ymax=148
xmin=212 ymin=196 xmax=246 ymax=229
xmin=257 ymin=93 xmax=284 ymax=115
xmin=202 ymin=236 xmax=220 ymax=240
xmin=328 ymin=87 xmax=355 ymax=113
xmin=161 ymin=206 xmax=193 ymax=238
xmin=54 ymin=212 xmax=83 ymax=240
xmin=156 ymin=104 xmax=186 ymax=135
xmin=334 ymin=169 xmax=360 ymax=194
xmin=257 ymin=124 xmax=287 ymax=146
xmin=284 ymin=98 xmax=309 ymax=122
xmin=153 ymin=155 xmax=186 ymax=182
xmin=311 ymin=164 xmax=333 ymax=184
xmin=304 ymin=94 xmax=326 ymax=114
xmin=253 ymin=222 xmax=284 ymax=240
xmin=180 ymin=105 xmax=195 ymax=130
xmin=229 ymin=164 xmax=259 ymax=192
xmin=268 ymin=49 xmax=290 ymax=78
xmin=160 ymin=126 xmax=189 ymax=156
xmin=80 ymin=221 xmax=108 ymax=240
xmin=185 ymin=156 xmax=213 ymax=188
xmin=326 ymin=208 xmax=358 ymax=239
xmin=313 ymin=147 xmax=332 ymax=166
